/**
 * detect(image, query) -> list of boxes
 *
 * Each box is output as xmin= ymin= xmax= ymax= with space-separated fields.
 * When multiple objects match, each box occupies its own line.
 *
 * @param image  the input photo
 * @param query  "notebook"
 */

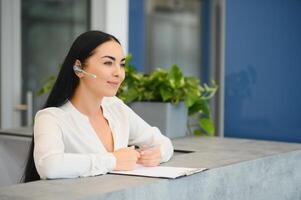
xmin=109 ymin=165 xmax=207 ymax=179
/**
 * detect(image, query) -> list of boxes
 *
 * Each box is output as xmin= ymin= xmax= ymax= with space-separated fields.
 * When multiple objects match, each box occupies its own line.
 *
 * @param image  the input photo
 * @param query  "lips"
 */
xmin=107 ymin=81 xmax=120 ymax=87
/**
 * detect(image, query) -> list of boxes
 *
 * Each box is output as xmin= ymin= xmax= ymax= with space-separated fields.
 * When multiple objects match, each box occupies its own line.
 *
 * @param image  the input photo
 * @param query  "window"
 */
xmin=21 ymin=0 xmax=90 ymax=125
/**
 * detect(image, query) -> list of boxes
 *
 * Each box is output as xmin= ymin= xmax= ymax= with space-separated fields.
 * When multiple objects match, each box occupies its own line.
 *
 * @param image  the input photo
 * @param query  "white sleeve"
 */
xmin=124 ymin=103 xmax=174 ymax=163
xmin=33 ymin=111 xmax=116 ymax=179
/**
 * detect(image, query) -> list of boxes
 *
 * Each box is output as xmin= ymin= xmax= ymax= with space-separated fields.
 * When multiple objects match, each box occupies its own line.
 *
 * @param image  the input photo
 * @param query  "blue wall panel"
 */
xmin=128 ymin=0 xmax=145 ymax=72
xmin=225 ymin=0 xmax=301 ymax=142
xmin=201 ymin=0 xmax=211 ymax=84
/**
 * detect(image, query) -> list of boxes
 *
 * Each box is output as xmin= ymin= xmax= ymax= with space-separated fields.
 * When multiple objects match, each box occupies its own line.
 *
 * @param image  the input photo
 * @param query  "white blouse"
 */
xmin=33 ymin=96 xmax=174 ymax=179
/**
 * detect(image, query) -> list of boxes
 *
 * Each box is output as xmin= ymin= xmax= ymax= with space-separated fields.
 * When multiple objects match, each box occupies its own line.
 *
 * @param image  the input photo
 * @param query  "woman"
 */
xmin=23 ymin=30 xmax=173 ymax=182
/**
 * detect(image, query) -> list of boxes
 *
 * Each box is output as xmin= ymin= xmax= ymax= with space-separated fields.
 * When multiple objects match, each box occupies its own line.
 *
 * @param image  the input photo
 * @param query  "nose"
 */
xmin=113 ymin=63 xmax=122 ymax=77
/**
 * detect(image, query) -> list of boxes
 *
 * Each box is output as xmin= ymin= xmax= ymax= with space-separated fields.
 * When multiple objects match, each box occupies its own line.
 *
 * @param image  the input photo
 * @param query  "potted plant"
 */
xmin=38 ymin=55 xmax=217 ymax=138
xmin=117 ymin=55 xmax=217 ymax=138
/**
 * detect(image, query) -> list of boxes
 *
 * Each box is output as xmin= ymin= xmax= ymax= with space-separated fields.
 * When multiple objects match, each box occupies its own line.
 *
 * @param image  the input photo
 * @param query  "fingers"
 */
xmin=113 ymin=146 xmax=140 ymax=171
xmin=138 ymin=157 xmax=160 ymax=164
xmin=138 ymin=154 xmax=161 ymax=163
xmin=128 ymin=146 xmax=140 ymax=159
xmin=137 ymin=161 xmax=159 ymax=167
xmin=138 ymin=147 xmax=161 ymax=167
xmin=139 ymin=147 xmax=160 ymax=156
xmin=138 ymin=144 xmax=148 ymax=151
xmin=137 ymin=157 xmax=160 ymax=167
xmin=113 ymin=145 xmax=161 ymax=170
xmin=140 ymin=151 xmax=160 ymax=160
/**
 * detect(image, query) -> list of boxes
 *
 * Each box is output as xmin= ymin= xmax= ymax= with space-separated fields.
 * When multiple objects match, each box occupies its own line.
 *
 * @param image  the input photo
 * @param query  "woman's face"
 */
xmin=79 ymin=40 xmax=126 ymax=98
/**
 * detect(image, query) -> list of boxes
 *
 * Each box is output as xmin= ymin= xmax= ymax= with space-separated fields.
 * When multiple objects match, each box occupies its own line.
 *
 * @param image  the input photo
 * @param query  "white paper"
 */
xmin=109 ymin=165 xmax=207 ymax=179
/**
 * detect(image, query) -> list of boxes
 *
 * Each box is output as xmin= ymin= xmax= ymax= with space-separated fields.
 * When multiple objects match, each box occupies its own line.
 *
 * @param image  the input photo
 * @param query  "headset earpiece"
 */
xmin=73 ymin=65 xmax=83 ymax=73
xmin=73 ymin=65 xmax=97 ymax=79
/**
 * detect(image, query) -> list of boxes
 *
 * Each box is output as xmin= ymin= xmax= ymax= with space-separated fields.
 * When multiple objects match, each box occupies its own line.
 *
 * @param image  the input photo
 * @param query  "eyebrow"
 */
xmin=101 ymin=56 xmax=126 ymax=62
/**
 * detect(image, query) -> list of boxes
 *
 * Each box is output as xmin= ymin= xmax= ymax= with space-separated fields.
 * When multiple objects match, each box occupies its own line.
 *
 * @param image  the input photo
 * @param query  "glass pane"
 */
xmin=21 ymin=0 xmax=90 ymax=125
xmin=145 ymin=0 xmax=202 ymax=76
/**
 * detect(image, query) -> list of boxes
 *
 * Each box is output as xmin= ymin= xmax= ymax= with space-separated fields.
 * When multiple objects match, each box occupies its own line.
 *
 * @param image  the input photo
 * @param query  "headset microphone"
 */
xmin=73 ymin=65 xmax=97 ymax=78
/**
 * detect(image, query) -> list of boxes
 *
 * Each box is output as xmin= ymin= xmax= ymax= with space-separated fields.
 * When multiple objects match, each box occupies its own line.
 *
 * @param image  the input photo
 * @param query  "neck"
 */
xmin=70 ymin=83 xmax=103 ymax=118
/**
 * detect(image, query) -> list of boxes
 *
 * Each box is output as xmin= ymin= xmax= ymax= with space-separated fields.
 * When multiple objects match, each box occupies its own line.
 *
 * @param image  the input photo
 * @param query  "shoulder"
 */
xmin=35 ymin=107 xmax=67 ymax=122
xmin=102 ymin=96 xmax=132 ymax=118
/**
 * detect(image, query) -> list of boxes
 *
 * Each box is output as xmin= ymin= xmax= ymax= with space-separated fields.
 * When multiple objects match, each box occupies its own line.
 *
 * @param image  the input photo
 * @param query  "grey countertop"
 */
xmin=0 ymin=136 xmax=300 ymax=200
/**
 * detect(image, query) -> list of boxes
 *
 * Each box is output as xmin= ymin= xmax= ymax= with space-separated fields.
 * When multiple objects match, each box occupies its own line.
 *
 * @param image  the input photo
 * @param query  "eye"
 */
xmin=120 ymin=63 xmax=126 ymax=68
xmin=104 ymin=61 xmax=113 ymax=65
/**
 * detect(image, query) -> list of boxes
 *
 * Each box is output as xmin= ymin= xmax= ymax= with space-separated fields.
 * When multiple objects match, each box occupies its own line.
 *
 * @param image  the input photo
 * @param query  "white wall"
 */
xmin=91 ymin=0 xmax=129 ymax=54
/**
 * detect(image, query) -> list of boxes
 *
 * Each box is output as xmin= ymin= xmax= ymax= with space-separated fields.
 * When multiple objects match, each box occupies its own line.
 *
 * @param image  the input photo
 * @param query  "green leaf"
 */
xmin=119 ymin=88 xmax=139 ymax=103
xmin=168 ymin=65 xmax=185 ymax=89
xmin=36 ymin=75 xmax=56 ymax=96
xmin=160 ymin=87 xmax=173 ymax=101
xmin=201 ymin=81 xmax=218 ymax=100
xmin=125 ymin=54 xmax=133 ymax=68
xmin=199 ymin=118 xmax=215 ymax=136
xmin=188 ymin=99 xmax=210 ymax=116
xmin=193 ymin=129 xmax=203 ymax=136
xmin=185 ymin=76 xmax=200 ymax=86
xmin=185 ymin=93 xmax=200 ymax=108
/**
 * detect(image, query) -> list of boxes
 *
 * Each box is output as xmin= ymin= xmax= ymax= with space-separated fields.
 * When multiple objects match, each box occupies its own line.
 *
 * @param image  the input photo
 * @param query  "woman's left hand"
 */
xmin=137 ymin=145 xmax=161 ymax=167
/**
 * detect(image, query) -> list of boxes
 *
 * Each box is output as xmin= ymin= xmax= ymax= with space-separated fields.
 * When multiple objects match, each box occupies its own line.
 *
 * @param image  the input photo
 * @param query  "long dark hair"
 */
xmin=22 ymin=30 xmax=120 ymax=182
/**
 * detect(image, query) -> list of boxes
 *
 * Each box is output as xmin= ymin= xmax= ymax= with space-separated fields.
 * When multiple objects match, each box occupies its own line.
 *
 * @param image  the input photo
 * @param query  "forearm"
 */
xmin=35 ymin=152 xmax=116 ymax=179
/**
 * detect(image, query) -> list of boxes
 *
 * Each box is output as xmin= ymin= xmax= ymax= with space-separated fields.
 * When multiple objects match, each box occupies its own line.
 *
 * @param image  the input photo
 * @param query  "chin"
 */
xmin=97 ymin=87 xmax=119 ymax=97
xmin=103 ymin=91 xmax=118 ymax=97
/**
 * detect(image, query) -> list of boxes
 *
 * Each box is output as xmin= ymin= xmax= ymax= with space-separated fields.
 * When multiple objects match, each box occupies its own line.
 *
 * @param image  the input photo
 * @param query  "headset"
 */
xmin=73 ymin=65 xmax=97 ymax=79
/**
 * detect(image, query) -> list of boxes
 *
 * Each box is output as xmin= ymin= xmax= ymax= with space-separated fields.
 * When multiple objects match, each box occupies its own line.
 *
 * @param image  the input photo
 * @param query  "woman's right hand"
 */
xmin=113 ymin=146 xmax=140 ymax=171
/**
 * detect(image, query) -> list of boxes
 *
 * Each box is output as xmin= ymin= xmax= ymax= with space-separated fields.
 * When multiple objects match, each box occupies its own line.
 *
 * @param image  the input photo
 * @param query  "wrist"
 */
xmin=107 ymin=152 xmax=117 ymax=171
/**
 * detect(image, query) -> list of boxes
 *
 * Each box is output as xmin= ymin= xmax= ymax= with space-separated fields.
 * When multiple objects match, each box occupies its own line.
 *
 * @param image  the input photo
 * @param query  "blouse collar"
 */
xmin=62 ymin=99 xmax=110 ymax=121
